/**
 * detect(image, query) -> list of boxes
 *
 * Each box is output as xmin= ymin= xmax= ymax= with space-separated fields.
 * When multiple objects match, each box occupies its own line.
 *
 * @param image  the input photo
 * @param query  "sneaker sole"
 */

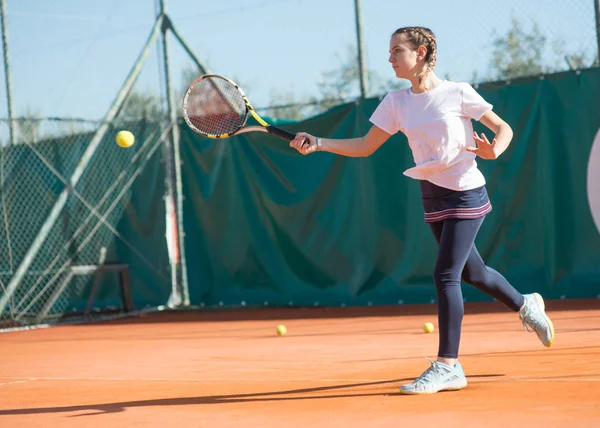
xmin=533 ymin=292 xmax=555 ymax=347
xmin=399 ymin=379 xmax=468 ymax=395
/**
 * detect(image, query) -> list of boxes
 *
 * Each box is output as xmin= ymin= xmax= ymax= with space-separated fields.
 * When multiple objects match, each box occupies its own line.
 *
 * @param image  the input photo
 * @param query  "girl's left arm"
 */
xmin=467 ymin=110 xmax=514 ymax=160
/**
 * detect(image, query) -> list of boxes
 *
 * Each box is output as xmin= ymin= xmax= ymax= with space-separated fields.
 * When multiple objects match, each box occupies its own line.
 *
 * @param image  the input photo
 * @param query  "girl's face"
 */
xmin=388 ymin=34 xmax=419 ymax=79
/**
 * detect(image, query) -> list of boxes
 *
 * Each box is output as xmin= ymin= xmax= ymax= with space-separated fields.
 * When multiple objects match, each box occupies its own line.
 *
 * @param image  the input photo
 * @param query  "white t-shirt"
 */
xmin=369 ymin=80 xmax=493 ymax=191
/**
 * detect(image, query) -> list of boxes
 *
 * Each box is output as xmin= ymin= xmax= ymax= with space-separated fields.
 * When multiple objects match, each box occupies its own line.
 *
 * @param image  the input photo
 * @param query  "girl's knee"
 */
xmin=434 ymin=267 xmax=462 ymax=289
xmin=461 ymin=267 xmax=490 ymax=287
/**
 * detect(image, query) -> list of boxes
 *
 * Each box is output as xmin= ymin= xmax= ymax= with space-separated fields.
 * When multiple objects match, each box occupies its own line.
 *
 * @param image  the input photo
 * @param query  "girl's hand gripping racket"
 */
xmin=182 ymin=74 xmax=306 ymax=144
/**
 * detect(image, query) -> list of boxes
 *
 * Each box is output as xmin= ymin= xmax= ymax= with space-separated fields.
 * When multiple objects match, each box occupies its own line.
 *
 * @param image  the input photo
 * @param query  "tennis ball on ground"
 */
xmin=116 ymin=130 xmax=135 ymax=148
xmin=276 ymin=324 xmax=287 ymax=336
xmin=423 ymin=322 xmax=435 ymax=333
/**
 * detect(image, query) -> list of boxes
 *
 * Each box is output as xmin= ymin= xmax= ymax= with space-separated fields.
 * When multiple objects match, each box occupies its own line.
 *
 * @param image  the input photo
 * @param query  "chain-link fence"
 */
xmin=463 ymin=0 xmax=598 ymax=80
xmin=4 ymin=1 xmax=598 ymax=122
xmin=0 ymin=1 xmax=597 ymax=329
xmin=0 ymin=117 xmax=170 ymax=329
xmin=261 ymin=0 xmax=600 ymax=119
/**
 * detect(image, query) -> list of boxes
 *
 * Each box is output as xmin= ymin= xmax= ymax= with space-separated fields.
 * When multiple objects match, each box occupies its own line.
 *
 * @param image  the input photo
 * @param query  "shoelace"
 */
xmin=413 ymin=357 xmax=454 ymax=387
xmin=520 ymin=302 xmax=543 ymax=333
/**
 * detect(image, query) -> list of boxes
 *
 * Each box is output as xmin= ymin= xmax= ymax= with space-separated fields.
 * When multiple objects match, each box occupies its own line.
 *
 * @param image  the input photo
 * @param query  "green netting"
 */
xmin=0 ymin=119 xmax=171 ymax=327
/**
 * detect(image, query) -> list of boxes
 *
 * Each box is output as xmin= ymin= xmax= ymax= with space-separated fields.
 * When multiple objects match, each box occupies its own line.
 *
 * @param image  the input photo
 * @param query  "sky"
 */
xmin=0 ymin=0 xmax=597 ymax=120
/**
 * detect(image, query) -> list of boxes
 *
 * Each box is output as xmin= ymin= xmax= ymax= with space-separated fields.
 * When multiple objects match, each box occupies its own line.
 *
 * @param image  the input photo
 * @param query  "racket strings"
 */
xmin=184 ymin=77 xmax=246 ymax=136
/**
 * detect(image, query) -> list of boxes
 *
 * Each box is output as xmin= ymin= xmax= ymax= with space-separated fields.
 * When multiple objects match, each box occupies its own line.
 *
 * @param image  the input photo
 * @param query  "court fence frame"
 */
xmin=0 ymin=4 xmax=217 ymax=330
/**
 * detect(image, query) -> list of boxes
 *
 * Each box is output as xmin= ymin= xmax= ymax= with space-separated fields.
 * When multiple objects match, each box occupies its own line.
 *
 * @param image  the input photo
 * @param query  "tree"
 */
xmin=16 ymin=107 xmax=41 ymax=144
xmin=267 ymin=43 xmax=409 ymax=120
xmin=315 ymin=43 xmax=407 ymax=110
xmin=179 ymin=66 xmax=200 ymax=104
xmin=553 ymin=39 xmax=594 ymax=71
xmin=490 ymin=16 xmax=547 ymax=80
xmin=563 ymin=52 xmax=589 ymax=70
xmin=489 ymin=15 xmax=597 ymax=81
xmin=264 ymin=90 xmax=317 ymax=121
xmin=119 ymin=91 xmax=163 ymax=121
xmin=117 ymin=64 xmax=213 ymax=122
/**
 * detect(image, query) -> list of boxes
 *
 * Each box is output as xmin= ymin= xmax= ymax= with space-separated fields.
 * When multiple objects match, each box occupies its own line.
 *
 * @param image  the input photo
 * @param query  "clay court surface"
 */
xmin=1 ymin=299 xmax=599 ymax=427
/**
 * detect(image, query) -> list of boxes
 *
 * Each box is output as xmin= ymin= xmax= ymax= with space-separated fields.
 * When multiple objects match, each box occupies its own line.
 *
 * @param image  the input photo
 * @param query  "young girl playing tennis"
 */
xmin=289 ymin=26 xmax=555 ymax=395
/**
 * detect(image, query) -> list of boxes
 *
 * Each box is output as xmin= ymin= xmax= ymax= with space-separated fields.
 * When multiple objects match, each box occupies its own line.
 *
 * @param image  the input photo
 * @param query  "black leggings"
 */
xmin=429 ymin=217 xmax=525 ymax=358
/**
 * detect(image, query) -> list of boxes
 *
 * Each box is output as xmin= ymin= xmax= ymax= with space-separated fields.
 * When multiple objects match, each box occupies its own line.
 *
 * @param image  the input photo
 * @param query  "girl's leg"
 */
xmin=461 ymin=246 xmax=524 ymax=311
xmin=429 ymin=220 xmax=525 ymax=313
xmin=428 ymin=217 xmax=484 ymax=358
xmin=459 ymin=240 xmax=553 ymax=348
xmin=399 ymin=217 xmax=479 ymax=395
xmin=401 ymin=216 xmax=555 ymax=395
xmin=429 ymin=219 xmax=554 ymax=349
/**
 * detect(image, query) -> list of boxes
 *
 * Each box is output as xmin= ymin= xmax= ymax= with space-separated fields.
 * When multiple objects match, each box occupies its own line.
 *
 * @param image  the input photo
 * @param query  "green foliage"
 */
xmin=490 ymin=16 xmax=546 ymax=80
xmin=119 ymin=91 xmax=163 ymax=121
xmin=268 ymin=44 xmax=409 ymax=120
xmin=17 ymin=108 xmax=41 ymax=144
xmin=489 ymin=15 xmax=597 ymax=81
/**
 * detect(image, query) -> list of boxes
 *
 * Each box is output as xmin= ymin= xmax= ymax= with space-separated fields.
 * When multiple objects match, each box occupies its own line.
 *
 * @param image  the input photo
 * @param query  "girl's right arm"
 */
xmin=289 ymin=125 xmax=392 ymax=157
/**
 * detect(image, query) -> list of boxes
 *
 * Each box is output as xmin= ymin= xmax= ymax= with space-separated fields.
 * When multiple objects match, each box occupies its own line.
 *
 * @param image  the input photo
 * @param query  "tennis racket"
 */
xmin=182 ymin=74 xmax=305 ymax=144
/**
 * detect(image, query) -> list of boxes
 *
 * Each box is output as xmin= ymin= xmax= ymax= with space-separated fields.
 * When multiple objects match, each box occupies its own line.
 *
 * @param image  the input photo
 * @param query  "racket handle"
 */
xmin=266 ymin=126 xmax=297 ymax=142
xmin=266 ymin=125 xmax=310 ymax=148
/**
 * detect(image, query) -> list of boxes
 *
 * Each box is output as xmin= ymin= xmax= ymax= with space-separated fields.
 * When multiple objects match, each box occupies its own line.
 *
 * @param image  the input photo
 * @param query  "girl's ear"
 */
xmin=417 ymin=45 xmax=428 ymax=61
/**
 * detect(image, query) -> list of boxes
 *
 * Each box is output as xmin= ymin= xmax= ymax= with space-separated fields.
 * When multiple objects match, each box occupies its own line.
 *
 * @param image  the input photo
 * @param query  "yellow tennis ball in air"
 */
xmin=276 ymin=324 xmax=287 ymax=336
xmin=116 ymin=130 xmax=135 ymax=148
xmin=423 ymin=322 xmax=435 ymax=333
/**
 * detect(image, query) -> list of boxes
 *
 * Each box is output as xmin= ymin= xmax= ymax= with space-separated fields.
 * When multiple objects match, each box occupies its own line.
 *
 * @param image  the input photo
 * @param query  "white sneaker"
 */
xmin=519 ymin=293 xmax=555 ymax=347
xmin=399 ymin=358 xmax=467 ymax=395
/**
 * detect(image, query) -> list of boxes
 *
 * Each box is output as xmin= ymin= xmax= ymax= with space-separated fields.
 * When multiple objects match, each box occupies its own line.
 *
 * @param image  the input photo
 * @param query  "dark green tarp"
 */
xmin=2 ymin=68 xmax=599 ymax=317
xmin=180 ymin=68 xmax=600 ymax=308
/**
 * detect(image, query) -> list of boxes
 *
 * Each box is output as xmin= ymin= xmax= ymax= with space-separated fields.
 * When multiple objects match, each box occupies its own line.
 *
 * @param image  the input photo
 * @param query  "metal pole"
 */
xmin=0 ymin=0 xmax=16 ymax=145
xmin=159 ymin=0 xmax=189 ymax=307
xmin=168 ymin=19 xmax=212 ymax=75
xmin=354 ymin=0 xmax=369 ymax=98
xmin=595 ymin=0 xmax=600 ymax=65
xmin=0 ymin=15 xmax=164 ymax=317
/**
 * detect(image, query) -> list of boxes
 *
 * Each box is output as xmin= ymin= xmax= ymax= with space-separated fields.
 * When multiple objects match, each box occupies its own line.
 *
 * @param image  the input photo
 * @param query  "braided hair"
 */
xmin=392 ymin=27 xmax=437 ymax=83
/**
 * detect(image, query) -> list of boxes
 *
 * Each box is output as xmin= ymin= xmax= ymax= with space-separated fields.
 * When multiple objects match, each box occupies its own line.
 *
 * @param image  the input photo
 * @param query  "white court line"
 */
xmin=0 ymin=377 xmax=379 ymax=383
xmin=470 ymin=378 xmax=600 ymax=383
xmin=0 ymin=379 xmax=32 ymax=386
xmin=0 ymin=376 xmax=599 ymax=383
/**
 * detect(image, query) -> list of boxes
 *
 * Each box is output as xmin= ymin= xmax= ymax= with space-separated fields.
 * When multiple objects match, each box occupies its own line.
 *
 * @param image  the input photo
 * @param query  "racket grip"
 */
xmin=266 ymin=126 xmax=297 ymax=142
